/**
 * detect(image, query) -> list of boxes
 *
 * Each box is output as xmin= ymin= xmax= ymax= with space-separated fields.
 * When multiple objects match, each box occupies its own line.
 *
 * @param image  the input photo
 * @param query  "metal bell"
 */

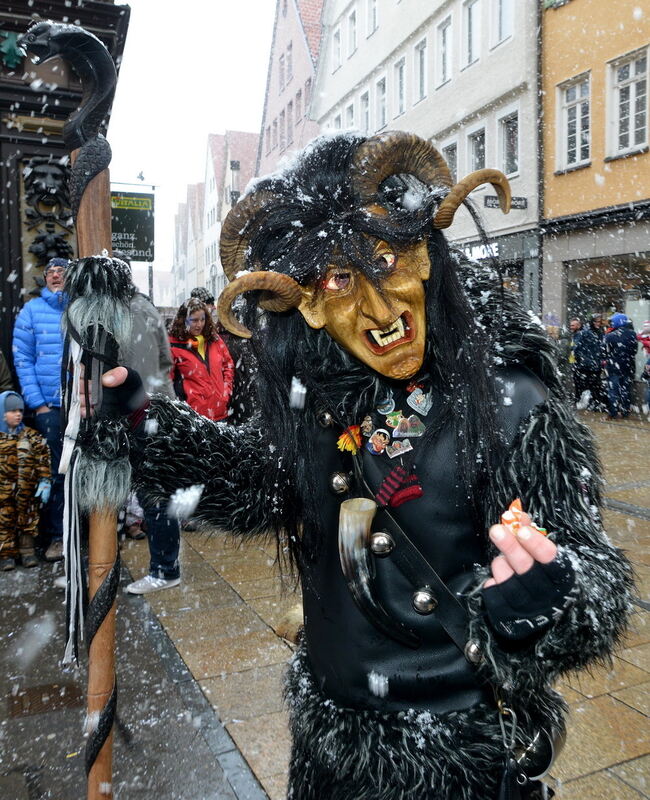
xmin=370 ymin=531 xmax=395 ymax=556
xmin=318 ymin=410 xmax=334 ymax=427
xmin=329 ymin=471 xmax=350 ymax=494
xmin=412 ymin=588 xmax=437 ymax=614
xmin=464 ymin=640 xmax=482 ymax=664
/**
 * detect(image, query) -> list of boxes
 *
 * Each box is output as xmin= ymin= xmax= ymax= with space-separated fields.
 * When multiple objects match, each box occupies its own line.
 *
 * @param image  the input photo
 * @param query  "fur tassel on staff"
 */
xmin=20 ymin=19 xmax=127 ymax=800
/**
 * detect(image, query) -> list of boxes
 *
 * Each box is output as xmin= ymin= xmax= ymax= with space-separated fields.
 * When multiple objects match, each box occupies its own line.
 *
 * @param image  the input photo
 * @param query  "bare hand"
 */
xmin=484 ymin=512 xmax=557 ymax=588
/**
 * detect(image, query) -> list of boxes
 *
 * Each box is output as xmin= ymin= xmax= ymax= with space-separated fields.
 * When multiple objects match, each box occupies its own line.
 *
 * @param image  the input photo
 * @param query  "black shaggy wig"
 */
xmin=237 ymin=135 xmax=530 ymax=566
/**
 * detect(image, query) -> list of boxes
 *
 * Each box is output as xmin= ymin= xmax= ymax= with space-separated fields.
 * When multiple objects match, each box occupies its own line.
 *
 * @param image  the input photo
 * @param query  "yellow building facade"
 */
xmin=541 ymin=0 xmax=649 ymax=347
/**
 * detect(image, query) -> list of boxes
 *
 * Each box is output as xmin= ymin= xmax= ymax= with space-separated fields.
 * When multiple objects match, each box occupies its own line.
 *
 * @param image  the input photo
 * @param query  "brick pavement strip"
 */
xmin=118 ymin=413 xmax=650 ymax=800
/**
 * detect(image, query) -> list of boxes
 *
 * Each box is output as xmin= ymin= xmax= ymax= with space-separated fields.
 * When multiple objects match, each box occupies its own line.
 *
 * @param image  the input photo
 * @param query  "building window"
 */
xmin=334 ymin=113 xmax=342 ymax=129
xmin=287 ymin=42 xmax=293 ymax=81
xmin=279 ymin=54 xmax=285 ymax=92
xmin=464 ymin=0 xmax=481 ymax=67
xmin=287 ymin=101 xmax=294 ymax=144
xmin=442 ymin=142 xmax=458 ymax=183
xmin=367 ymin=0 xmax=378 ymax=36
xmin=265 ymin=126 xmax=271 ymax=154
xmin=394 ymin=57 xmax=406 ymax=115
xmin=611 ymin=49 xmax=648 ymax=154
xmin=360 ymin=90 xmax=370 ymax=133
xmin=493 ymin=0 xmax=513 ymax=46
xmin=305 ymin=77 xmax=312 ymax=106
xmin=414 ymin=39 xmax=427 ymax=102
xmin=437 ymin=18 xmax=451 ymax=86
xmin=272 ymin=118 xmax=278 ymax=149
xmin=348 ymin=10 xmax=357 ymax=56
xmin=560 ymin=75 xmax=590 ymax=167
xmin=333 ymin=27 xmax=341 ymax=71
xmin=345 ymin=102 xmax=355 ymax=129
xmin=280 ymin=109 xmax=286 ymax=149
xmin=500 ymin=112 xmax=518 ymax=175
xmin=296 ymin=89 xmax=302 ymax=121
xmin=468 ymin=127 xmax=486 ymax=171
xmin=376 ymin=77 xmax=387 ymax=129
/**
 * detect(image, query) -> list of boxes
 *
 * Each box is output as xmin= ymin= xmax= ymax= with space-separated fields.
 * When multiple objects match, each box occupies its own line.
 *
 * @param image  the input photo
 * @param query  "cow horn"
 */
xmin=433 ymin=169 xmax=511 ymax=229
xmin=216 ymin=271 xmax=302 ymax=338
xmin=350 ymin=130 xmax=453 ymax=203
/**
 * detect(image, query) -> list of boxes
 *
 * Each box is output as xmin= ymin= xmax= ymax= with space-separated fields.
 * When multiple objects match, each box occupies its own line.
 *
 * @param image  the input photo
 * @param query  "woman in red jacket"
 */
xmin=168 ymin=298 xmax=234 ymax=420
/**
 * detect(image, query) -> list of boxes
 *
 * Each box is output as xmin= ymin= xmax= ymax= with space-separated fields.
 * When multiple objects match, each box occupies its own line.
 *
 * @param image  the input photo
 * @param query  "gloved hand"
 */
xmin=481 ymin=553 xmax=575 ymax=640
xmin=35 ymin=479 xmax=51 ymax=505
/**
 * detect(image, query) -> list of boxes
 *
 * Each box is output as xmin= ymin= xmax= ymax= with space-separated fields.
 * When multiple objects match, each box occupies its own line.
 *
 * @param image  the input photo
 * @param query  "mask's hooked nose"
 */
xmin=358 ymin=277 xmax=396 ymax=326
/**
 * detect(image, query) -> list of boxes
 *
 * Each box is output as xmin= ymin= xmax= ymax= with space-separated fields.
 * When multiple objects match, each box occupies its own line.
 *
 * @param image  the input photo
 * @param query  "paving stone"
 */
xmin=160 ymin=603 xmax=268 ymax=643
xmin=611 ymin=681 xmax=650 ymax=716
xmin=618 ymin=642 xmax=650 ymax=672
xmin=610 ymin=754 xmax=650 ymax=796
xmin=553 ymin=771 xmax=645 ymax=799
xmin=226 ymin=710 xmax=292 ymax=779
xmin=565 ymin=656 xmax=649 ymax=698
xmin=180 ymin=630 xmax=291 ymax=680
xmin=200 ymin=663 xmax=286 ymax=723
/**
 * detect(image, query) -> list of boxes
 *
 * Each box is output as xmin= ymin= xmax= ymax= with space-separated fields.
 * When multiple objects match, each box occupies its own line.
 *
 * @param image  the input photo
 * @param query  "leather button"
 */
xmin=412 ymin=588 xmax=437 ymax=614
xmin=318 ymin=410 xmax=334 ymax=427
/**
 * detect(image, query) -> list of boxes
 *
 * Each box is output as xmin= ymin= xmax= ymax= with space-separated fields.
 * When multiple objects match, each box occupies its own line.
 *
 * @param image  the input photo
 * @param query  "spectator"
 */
xmin=637 ymin=320 xmax=650 ymax=357
xmin=567 ymin=317 xmax=583 ymax=401
xmin=169 ymin=298 xmax=234 ymax=420
xmin=574 ymin=312 xmax=606 ymax=411
xmin=642 ymin=357 xmax=650 ymax=416
xmin=0 ymin=391 xmax=51 ymax=570
xmin=0 ymin=351 xmax=13 ymax=392
xmin=111 ymin=253 xmax=182 ymax=595
xmin=12 ymin=257 xmax=68 ymax=561
xmin=604 ymin=312 xmax=638 ymax=419
xmin=190 ymin=286 xmax=215 ymax=314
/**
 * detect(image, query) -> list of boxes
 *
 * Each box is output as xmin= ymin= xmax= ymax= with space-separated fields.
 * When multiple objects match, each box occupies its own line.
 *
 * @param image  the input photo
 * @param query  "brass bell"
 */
xmin=318 ymin=410 xmax=334 ymax=427
xmin=329 ymin=471 xmax=350 ymax=494
xmin=412 ymin=588 xmax=437 ymax=614
xmin=464 ymin=640 xmax=482 ymax=664
xmin=370 ymin=531 xmax=394 ymax=556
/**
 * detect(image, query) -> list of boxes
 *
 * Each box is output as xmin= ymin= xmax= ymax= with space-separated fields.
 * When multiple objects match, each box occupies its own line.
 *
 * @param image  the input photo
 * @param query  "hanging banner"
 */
xmin=110 ymin=191 xmax=155 ymax=260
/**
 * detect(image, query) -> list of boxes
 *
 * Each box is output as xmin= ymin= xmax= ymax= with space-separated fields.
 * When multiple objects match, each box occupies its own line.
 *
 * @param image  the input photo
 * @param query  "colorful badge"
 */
xmin=377 ymin=394 xmax=395 ymax=415
xmin=384 ymin=410 xmax=403 ymax=429
xmin=392 ymin=416 xmax=411 ymax=438
xmin=366 ymin=429 xmax=391 ymax=455
xmin=386 ymin=439 xmax=414 ymax=459
xmin=407 ymin=414 xmax=425 ymax=437
xmin=360 ymin=415 xmax=374 ymax=437
xmin=407 ymin=387 xmax=433 ymax=416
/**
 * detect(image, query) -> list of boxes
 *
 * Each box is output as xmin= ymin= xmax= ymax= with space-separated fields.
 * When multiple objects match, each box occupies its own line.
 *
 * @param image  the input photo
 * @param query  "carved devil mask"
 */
xmin=217 ymin=131 xmax=510 ymax=381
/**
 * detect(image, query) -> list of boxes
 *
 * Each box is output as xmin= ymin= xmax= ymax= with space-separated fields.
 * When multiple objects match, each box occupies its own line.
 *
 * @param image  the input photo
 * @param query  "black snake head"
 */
xmin=19 ymin=20 xmax=70 ymax=64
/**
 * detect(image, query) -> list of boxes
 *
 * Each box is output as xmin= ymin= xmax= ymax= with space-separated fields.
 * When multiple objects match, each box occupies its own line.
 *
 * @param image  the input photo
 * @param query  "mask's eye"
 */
xmin=324 ymin=271 xmax=351 ymax=291
xmin=374 ymin=252 xmax=396 ymax=270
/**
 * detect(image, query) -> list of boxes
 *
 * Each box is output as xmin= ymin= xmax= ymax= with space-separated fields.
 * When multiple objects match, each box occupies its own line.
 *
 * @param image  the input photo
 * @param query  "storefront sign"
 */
xmin=110 ymin=191 xmax=155 ymax=261
xmin=485 ymin=195 xmax=528 ymax=210
xmin=460 ymin=242 xmax=500 ymax=261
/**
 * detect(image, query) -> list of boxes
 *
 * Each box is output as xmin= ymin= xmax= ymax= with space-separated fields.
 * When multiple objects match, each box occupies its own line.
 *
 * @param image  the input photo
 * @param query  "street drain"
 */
xmin=8 ymin=683 xmax=84 ymax=717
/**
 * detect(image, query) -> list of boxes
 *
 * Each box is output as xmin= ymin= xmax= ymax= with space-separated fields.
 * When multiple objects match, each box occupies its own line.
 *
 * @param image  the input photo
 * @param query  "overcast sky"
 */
xmin=108 ymin=0 xmax=276 ymax=272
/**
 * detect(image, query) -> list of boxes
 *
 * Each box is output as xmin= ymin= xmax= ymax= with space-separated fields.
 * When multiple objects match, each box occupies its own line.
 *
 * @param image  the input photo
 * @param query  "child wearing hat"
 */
xmin=0 ymin=391 xmax=51 ymax=570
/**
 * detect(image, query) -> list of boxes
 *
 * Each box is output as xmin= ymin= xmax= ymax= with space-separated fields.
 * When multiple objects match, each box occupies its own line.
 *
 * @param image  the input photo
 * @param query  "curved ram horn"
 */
xmin=219 ymin=190 xmax=283 ymax=281
xmin=433 ymin=168 xmax=511 ymax=229
xmin=350 ymin=130 xmax=453 ymax=203
xmin=216 ymin=271 xmax=302 ymax=338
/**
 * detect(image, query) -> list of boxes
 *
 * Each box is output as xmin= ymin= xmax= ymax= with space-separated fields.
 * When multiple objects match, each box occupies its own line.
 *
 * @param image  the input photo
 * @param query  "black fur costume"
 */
xmin=130 ymin=135 xmax=633 ymax=799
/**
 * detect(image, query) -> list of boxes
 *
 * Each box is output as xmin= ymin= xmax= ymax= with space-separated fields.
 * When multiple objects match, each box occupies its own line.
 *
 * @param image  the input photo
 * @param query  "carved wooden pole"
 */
xmin=21 ymin=22 xmax=120 ymax=799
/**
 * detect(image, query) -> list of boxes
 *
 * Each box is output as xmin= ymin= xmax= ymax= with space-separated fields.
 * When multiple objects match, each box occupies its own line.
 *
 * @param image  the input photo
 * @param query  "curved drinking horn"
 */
xmin=433 ymin=168 xmax=511 ymax=229
xmin=339 ymin=498 xmax=420 ymax=648
xmin=216 ymin=270 xmax=302 ymax=338
xmin=350 ymin=130 xmax=453 ymax=203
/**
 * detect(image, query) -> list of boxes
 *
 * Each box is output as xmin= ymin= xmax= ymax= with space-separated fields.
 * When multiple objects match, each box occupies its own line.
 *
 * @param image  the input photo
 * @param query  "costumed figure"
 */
xmin=90 ymin=132 xmax=632 ymax=800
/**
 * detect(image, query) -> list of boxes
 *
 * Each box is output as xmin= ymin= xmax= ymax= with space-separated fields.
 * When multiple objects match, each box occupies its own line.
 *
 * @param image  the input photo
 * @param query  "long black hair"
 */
xmin=236 ymin=134 xmax=550 ymax=567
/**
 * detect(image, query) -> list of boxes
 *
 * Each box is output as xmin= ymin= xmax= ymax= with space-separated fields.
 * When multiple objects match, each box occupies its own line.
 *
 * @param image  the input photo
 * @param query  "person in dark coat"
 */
xmin=604 ymin=313 xmax=638 ymax=418
xmin=573 ymin=313 xmax=605 ymax=410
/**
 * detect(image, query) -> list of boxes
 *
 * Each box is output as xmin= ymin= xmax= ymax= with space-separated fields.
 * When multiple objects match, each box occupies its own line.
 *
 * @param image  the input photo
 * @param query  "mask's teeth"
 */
xmin=369 ymin=316 xmax=405 ymax=347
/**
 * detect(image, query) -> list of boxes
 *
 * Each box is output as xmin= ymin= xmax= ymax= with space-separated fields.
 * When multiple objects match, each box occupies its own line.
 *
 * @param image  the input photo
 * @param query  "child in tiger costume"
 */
xmin=0 ymin=391 xmax=51 ymax=570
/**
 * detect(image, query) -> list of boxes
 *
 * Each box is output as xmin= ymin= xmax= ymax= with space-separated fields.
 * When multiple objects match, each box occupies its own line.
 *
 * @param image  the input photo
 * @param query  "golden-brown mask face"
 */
xmin=298 ymin=239 xmax=430 ymax=380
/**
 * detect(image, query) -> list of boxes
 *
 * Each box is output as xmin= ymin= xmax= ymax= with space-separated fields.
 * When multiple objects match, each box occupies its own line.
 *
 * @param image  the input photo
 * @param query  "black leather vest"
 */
xmin=301 ymin=366 xmax=547 ymax=714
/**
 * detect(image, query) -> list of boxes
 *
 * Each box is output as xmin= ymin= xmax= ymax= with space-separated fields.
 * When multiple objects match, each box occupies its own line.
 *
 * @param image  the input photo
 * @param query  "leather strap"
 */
xmin=352 ymin=455 xmax=471 ymax=656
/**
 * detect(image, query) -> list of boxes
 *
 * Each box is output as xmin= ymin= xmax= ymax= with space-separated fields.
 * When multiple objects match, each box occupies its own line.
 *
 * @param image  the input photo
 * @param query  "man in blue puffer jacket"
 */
xmin=12 ymin=258 xmax=69 ymax=561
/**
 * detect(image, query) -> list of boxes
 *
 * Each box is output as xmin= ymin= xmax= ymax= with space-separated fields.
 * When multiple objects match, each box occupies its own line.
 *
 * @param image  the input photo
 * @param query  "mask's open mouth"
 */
xmin=365 ymin=312 xmax=415 ymax=354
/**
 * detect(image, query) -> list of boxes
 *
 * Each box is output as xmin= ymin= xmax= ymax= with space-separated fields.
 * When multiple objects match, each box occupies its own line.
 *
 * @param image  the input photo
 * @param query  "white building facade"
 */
xmin=311 ymin=0 xmax=542 ymax=309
